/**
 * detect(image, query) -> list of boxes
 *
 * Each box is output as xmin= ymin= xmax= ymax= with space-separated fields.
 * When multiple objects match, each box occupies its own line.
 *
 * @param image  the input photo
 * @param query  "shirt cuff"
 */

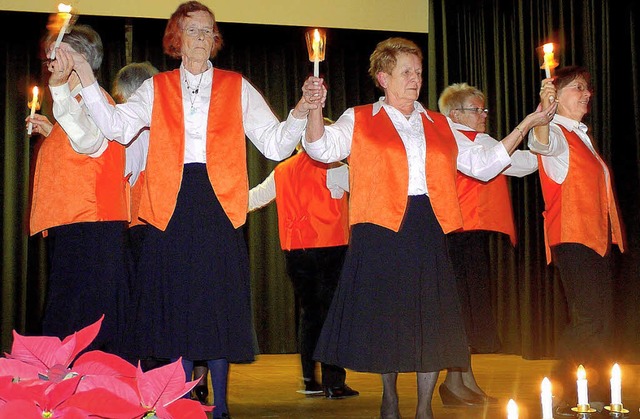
xmin=81 ymin=81 xmax=103 ymax=104
xmin=49 ymin=83 xmax=72 ymax=101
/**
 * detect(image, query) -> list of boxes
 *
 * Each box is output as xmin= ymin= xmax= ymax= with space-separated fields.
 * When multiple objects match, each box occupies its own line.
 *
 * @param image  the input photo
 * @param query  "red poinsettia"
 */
xmin=0 ymin=316 xmax=212 ymax=418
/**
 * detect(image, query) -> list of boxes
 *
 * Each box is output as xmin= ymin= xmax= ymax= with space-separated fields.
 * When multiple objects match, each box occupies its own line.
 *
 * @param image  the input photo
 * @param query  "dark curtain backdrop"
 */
xmin=2 ymin=0 xmax=639 ymax=362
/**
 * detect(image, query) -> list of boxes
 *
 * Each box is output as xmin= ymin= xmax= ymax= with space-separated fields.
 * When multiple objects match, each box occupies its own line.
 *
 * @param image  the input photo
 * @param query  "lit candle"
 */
xmin=27 ymin=86 xmax=39 ymax=135
xmin=541 ymin=377 xmax=553 ymax=419
xmin=611 ymin=363 xmax=622 ymax=405
xmin=577 ymin=365 xmax=589 ymax=406
xmin=507 ymin=399 xmax=518 ymax=419
xmin=50 ymin=4 xmax=73 ymax=60
xmin=312 ymin=29 xmax=320 ymax=77
xmin=542 ymin=43 xmax=554 ymax=78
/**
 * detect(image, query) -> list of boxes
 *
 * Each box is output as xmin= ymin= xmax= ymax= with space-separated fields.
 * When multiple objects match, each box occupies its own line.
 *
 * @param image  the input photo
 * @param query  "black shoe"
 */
xmin=470 ymin=390 xmax=498 ymax=404
xmin=324 ymin=384 xmax=359 ymax=399
xmin=213 ymin=412 xmax=231 ymax=419
xmin=297 ymin=380 xmax=324 ymax=396
xmin=193 ymin=384 xmax=208 ymax=405
xmin=438 ymin=384 xmax=484 ymax=407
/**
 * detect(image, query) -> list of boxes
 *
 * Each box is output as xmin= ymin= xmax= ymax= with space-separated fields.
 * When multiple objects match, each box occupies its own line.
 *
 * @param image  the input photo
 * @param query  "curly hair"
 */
xmin=438 ymin=83 xmax=485 ymax=117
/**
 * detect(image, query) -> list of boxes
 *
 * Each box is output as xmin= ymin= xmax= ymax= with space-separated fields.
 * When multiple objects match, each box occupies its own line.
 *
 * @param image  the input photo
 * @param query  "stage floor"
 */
xmin=199 ymin=353 xmax=640 ymax=418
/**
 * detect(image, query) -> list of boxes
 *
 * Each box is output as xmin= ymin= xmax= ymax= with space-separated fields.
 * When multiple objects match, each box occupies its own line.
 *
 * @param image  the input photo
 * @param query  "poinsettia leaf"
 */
xmin=73 ymin=350 xmax=137 ymax=377
xmin=60 ymin=315 xmax=104 ymax=363
xmin=0 ymin=358 xmax=41 ymax=381
xmin=7 ymin=332 xmax=63 ymax=370
xmin=136 ymin=358 xmax=200 ymax=409
xmin=44 ymin=375 xmax=82 ymax=410
xmin=165 ymin=398 xmax=212 ymax=418
xmin=66 ymin=387 xmax=147 ymax=419
xmin=77 ymin=375 xmax=139 ymax=402
xmin=0 ymin=377 xmax=50 ymax=405
xmin=0 ymin=399 xmax=43 ymax=418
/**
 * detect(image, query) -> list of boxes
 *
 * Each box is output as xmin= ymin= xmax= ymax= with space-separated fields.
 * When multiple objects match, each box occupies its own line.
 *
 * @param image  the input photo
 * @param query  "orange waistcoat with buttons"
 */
xmin=348 ymin=105 xmax=463 ymax=233
xmin=140 ymin=68 xmax=247 ymax=231
xmin=453 ymin=130 xmax=516 ymax=245
xmin=30 ymin=91 xmax=128 ymax=236
xmin=537 ymin=126 xmax=625 ymax=263
xmin=274 ymin=151 xmax=350 ymax=250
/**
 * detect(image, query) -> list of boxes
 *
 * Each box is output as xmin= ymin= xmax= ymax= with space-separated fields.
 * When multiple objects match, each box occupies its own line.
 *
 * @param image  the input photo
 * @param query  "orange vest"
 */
xmin=454 ymin=130 xmax=516 ymax=245
xmin=349 ymin=105 xmax=462 ymax=233
xmin=538 ymin=126 xmax=625 ymax=263
xmin=274 ymin=152 xmax=350 ymax=250
xmin=30 ymin=92 xmax=128 ymax=236
xmin=140 ymin=68 xmax=247 ymax=231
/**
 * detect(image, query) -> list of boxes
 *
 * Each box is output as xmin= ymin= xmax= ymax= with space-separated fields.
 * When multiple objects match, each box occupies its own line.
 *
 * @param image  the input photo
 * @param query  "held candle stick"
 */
xmin=305 ymin=28 xmax=325 ymax=78
xmin=312 ymin=29 xmax=320 ymax=77
xmin=611 ymin=363 xmax=622 ymax=405
xmin=50 ymin=4 xmax=73 ymax=60
xmin=27 ymin=86 xmax=39 ymax=135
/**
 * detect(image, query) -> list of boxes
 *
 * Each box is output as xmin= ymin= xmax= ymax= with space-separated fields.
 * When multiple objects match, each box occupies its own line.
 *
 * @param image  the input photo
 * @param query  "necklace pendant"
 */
xmin=190 ymin=106 xmax=197 ymax=115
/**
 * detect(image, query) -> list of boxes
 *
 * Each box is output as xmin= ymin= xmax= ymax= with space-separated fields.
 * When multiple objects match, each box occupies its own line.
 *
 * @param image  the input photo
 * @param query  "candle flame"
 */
xmin=313 ymin=29 xmax=320 ymax=43
xmin=28 ymin=86 xmax=39 ymax=109
xmin=507 ymin=399 xmax=518 ymax=418
xmin=577 ymin=365 xmax=586 ymax=380
xmin=541 ymin=377 xmax=551 ymax=392
xmin=543 ymin=43 xmax=554 ymax=54
xmin=58 ymin=3 xmax=72 ymax=13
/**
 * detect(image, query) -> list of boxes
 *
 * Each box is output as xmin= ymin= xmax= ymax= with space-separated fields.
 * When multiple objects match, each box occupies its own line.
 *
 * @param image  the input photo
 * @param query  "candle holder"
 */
xmin=305 ymin=28 xmax=326 ymax=77
xmin=571 ymin=404 xmax=596 ymax=414
xmin=536 ymin=42 xmax=559 ymax=78
xmin=603 ymin=403 xmax=629 ymax=417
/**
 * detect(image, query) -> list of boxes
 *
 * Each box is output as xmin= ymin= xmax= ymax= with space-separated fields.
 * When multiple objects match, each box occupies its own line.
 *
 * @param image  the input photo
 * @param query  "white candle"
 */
xmin=611 ymin=363 xmax=622 ymax=405
xmin=541 ymin=377 xmax=553 ymax=419
xmin=577 ymin=365 xmax=589 ymax=406
xmin=50 ymin=4 xmax=73 ymax=60
xmin=312 ymin=29 xmax=320 ymax=77
xmin=507 ymin=399 xmax=518 ymax=419
xmin=27 ymin=86 xmax=39 ymax=135
xmin=542 ymin=43 xmax=554 ymax=78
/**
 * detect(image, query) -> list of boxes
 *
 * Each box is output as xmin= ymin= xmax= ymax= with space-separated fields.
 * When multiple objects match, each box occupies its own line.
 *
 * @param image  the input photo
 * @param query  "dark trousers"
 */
xmin=285 ymin=245 xmax=348 ymax=387
xmin=551 ymin=243 xmax=614 ymax=403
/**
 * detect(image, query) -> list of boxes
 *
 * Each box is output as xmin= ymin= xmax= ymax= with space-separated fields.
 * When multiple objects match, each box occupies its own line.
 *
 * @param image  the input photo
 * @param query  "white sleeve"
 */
xmin=453 ymin=125 xmax=511 ymax=182
xmin=248 ymin=170 xmax=276 ymax=211
xmin=303 ymin=108 xmax=355 ymax=163
xmin=50 ymin=82 xmax=107 ymax=155
xmin=326 ymin=163 xmax=350 ymax=197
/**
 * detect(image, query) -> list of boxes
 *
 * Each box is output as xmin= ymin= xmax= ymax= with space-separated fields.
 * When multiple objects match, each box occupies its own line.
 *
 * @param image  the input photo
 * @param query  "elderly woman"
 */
xmin=55 ymin=2 xmax=318 ymax=418
xmin=530 ymin=66 xmax=625 ymax=416
xmin=29 ymin=24 xmax=130 ymax=357
xmin=306 ymin=37 xmax=554 ymax=419
xmin=436 ymin=82 xmax=540 ymax=406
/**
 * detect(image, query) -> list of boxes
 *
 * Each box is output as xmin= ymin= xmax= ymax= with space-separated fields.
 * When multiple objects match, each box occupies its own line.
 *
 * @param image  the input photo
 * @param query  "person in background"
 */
xmin=248 ymin=121 xmax=358 ymax=399
xmin=304 ymin=37 xmax=556 ymax=419
xmin=66 ymin=2 xmax=320 ymax=417
xmin=435 ymin=82 xmax=539 ymax=406
xmin=530 ymin=66 xmax=625 ymax=417
xmin=29 ymin=24 xmax=130 ymax=356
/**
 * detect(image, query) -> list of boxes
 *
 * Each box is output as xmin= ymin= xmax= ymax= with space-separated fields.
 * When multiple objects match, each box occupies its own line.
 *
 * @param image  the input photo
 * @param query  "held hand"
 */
xmin=47 ymin=48 xmax=74 ymax=87
xmin=25 ymin=114 xmax=54 ymax=137
xmin=527 ymin=100 xmax=558 ymax=128
xmin=539 ymin=77 xmax=557 ymax=105
xmin=293 ymin=76 xmax=327 ymax=118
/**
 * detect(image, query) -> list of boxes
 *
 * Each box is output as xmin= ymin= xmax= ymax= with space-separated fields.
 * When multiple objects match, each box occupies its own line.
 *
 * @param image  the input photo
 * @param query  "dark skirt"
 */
xmin=446 ymin=230 xmax=502 ymax=353
xmin=43 ymin=221 xmax=130 ymax=356
xmin=128 ymin=163 xmax=257 ymax=362
xmin=314 ymin=195 xmax=469 ymax=373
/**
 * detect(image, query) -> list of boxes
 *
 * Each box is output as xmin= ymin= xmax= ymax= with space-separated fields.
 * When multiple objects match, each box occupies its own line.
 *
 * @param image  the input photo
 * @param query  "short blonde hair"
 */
xmin=438 ymin=83 xmax=485 ymax=117
xmin=368 ymin=37 xmax=422 ymax=90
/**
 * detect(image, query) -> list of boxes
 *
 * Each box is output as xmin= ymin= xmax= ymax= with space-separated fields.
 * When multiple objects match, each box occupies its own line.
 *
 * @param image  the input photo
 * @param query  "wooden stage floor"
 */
xmin=203 ymin=354 xmax=640 ymax=418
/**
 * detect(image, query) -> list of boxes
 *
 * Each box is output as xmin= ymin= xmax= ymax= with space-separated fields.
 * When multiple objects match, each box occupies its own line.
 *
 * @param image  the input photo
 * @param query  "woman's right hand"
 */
xmin=26 ymin=114 xmax=54 ymax=137
xmin=539 ymin=77 xmax=557 ymax=105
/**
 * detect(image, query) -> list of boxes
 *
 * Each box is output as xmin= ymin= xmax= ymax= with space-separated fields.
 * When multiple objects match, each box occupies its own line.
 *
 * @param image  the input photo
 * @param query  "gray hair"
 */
xmin=112 ymin=61 xmax=159 ymax=104
xmin=438 ymin=82 xmax=485 ymax=117
xmin=46 ymin=24 xmax=103 ymax=72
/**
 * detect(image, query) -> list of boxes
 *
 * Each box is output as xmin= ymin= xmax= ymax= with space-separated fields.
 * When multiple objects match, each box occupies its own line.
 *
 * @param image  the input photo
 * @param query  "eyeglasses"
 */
xmin=183 ymin=27 xmax=215 ymax=38
xmin=455 ymin=107 xmax=489 ymax=115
